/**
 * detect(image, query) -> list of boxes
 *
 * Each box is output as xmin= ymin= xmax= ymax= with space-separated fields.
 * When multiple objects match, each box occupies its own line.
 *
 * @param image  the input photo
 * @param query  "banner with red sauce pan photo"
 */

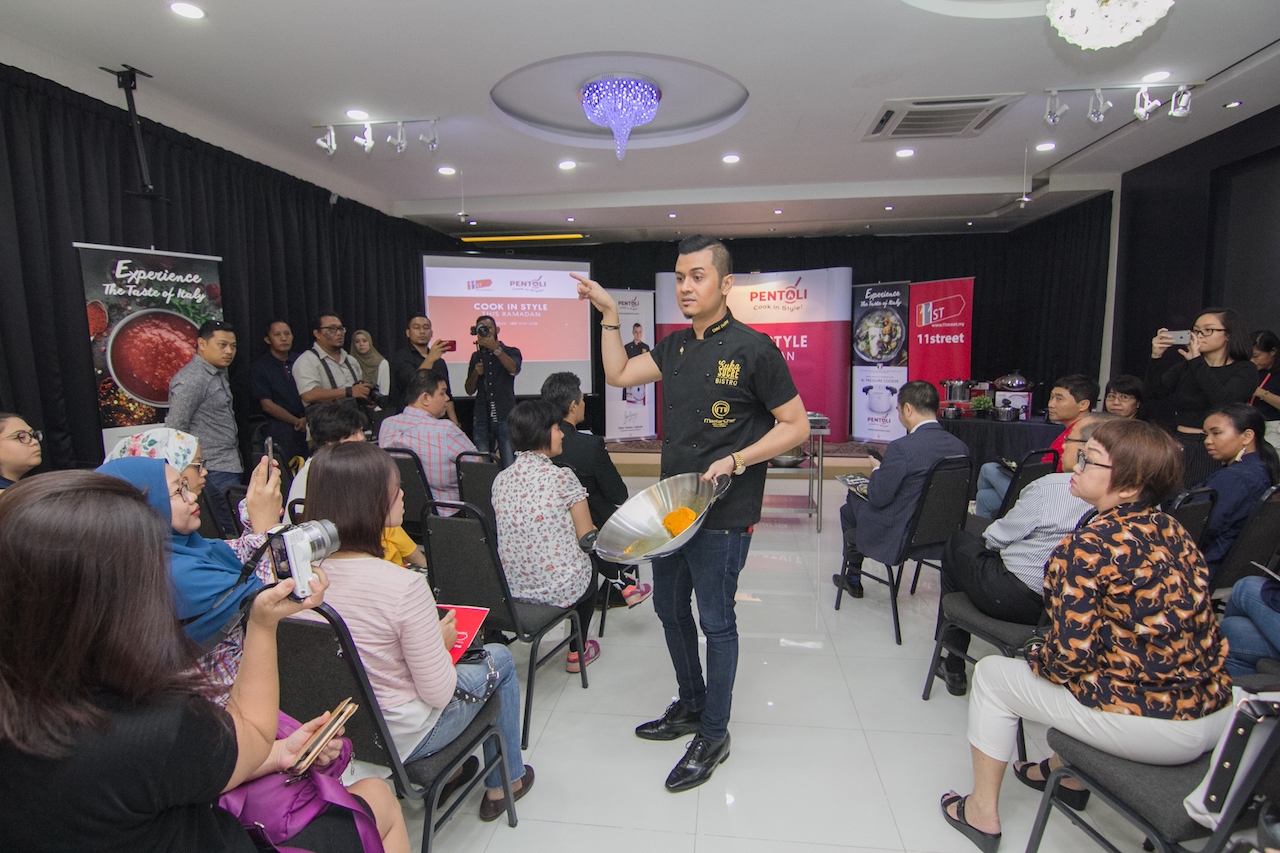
xmin=76 ymin=242 xmax=224 ymax=455
xmin=908 ymin=277 xmax=974 ymax=394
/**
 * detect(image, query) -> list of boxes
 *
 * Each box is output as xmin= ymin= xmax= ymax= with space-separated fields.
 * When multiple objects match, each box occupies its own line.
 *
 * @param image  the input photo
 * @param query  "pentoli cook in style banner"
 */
xmin=655 ymin=267 xmax=853 ymax=442
xmin=604 ymin=289 xmax=657 ymax=442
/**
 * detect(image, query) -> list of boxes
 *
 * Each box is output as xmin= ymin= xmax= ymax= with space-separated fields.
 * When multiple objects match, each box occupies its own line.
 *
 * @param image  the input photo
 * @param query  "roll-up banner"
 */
xmin=908 ymin=277 xmax=974 ymax=393
xmin=655 ymin=267 xmax=853 ymax=442
xmin=76 ymin=243 xmax=225 ymax=456
xmin=851 ymin=282 xmax=910 ymax=442
xmin=604 ymin=289 xmax=657 ymax=442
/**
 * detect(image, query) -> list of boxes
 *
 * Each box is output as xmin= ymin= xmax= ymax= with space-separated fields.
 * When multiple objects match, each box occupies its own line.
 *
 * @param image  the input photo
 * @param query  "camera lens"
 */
xmin=295 ymin=520 xmax=340 ymax=561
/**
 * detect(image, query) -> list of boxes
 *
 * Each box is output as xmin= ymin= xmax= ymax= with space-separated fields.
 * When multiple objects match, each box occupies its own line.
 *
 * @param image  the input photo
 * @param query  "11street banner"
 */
xmin=908 ymin=277 xmax=974 ymax=392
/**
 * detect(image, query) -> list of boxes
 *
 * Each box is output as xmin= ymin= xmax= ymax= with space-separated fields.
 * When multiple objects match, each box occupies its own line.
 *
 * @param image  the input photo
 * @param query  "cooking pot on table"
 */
xmin=939 ymin=379 xmax=974 ymax=403
xmin=862 ymin=384 xmax=897 ymax=414
xmin=994 ymin=370 xmax=1033 ymax=392
xmin=993 ymin=405 xmax=1023 ymax=422
xmin=939 ymin=405 xmax=963 ymax=420
xmin=770 ymin=446 xmax=807 ymax=468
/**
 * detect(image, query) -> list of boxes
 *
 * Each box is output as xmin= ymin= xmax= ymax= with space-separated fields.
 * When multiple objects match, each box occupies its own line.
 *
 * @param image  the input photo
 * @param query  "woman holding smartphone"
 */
xmin=1147 ymin=307 xmax=1259 ymax=485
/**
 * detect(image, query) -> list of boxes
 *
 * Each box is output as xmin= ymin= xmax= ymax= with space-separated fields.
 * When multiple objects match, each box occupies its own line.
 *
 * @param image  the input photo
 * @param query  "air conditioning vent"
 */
xmin=863 ymin=93 xmax=1023 ymax=140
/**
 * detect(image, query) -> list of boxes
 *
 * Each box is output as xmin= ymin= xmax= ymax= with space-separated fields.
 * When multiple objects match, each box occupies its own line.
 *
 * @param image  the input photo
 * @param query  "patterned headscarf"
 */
xmin=108 ymin=427 xmax=200 ymax=472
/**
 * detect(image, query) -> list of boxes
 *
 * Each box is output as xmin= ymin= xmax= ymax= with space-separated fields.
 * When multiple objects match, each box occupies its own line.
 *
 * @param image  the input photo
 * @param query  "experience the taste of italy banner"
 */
xmin=76 ymin=242 xmax=224 ymax=455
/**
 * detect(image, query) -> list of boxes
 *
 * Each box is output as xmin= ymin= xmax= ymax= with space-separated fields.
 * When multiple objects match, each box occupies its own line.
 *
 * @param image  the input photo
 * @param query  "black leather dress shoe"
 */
xmin=831 ymin=573 xmax=864 ymax=598
xmin=935 ymin=659 xmax=969 ymax=696
xmin=665 ymin=733 xmax=730 ymax=792
xmin=635 ymin=700 xmax=703 ymax=741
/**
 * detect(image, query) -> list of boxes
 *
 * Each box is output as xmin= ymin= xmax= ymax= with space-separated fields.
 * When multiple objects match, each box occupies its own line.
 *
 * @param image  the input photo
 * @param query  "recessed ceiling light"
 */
xmin=566 ymin=217 xmax=575 ymax=222
xmin=1036 ymin=142 xmax=1057 ymax=152
xmin=884 ymin=205 xmax=894 ymax=211
xmin=1225 ymin=100 xmax=1243 ymax=109
xmin=967 ymin=221 xmax=974 ymax=226
xmin=345 ymin=109 xmax=369 ymax=120
xmin=437 ymin=166 xmax=456 ymax=176
xmin=1142 ymin=71 xmax=1171 ymax=83
xmin=774 ymin=209 xmax=783 ymax=215
xmin=558 ymin=160 xmax=576 ymax=170
xmin=896 ymin=148 xmax=915 ymax=158
xmin=469 ymin=221 xmax=477 ymax=226
xmin=170 ymin=2 xmax=205 ymax=18
xmin=722 ymin=154 xmax=740 ymax=164
xmin=668 ymin=213 xmax=677 ymax=218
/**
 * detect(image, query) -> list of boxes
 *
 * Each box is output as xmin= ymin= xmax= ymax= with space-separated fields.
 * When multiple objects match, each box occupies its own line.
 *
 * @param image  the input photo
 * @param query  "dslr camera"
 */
xmin=266 ymin=520 xmax=339 ymax=600
xmin=469 ymin=324 xmax=492 ymax=338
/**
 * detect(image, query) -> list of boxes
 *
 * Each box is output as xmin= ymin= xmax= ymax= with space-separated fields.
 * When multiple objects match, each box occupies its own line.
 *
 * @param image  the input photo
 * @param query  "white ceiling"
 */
xmin=2 ymin=0 xmax=1279 ymax=244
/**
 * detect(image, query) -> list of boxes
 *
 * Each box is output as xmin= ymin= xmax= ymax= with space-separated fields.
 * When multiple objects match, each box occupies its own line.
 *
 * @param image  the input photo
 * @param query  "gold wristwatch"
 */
xmin=732 ymin=451 xmax=746 ymax=476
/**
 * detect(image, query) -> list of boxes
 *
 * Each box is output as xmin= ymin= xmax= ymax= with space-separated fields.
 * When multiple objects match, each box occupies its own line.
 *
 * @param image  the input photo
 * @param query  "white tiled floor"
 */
xmin=405 ymin=477 xmax=1152 ymax=853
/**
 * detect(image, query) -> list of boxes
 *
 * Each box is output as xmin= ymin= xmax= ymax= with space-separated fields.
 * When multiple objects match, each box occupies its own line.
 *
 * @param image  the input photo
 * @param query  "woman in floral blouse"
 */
xmin=941 ymin=419 xmax=1233 ymax=853
xmin=491 ymin=400 xmax=601 ymax=672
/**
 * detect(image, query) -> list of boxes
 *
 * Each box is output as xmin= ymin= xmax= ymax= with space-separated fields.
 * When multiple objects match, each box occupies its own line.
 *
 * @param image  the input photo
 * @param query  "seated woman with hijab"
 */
xmin=98 ymin=443 xmax=283 ymax=703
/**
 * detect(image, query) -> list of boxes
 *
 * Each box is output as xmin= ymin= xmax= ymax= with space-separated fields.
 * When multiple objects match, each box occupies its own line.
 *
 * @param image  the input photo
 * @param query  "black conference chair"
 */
xmin=992 ymin=447 xmax=1058 ymax=521
xmin=223 ymin=484 xmax=248 ymax=536
xmin=1163 ymin=486 xmax=1219 ymax=551
xmin=196 ymin=489 xmax=222 ymax=539
xmin=385 ymin=446 xmax=436 ymax=542
xmin=1211 ymin=485 xmax=1280 ymax=595
xmin=277 ymin=604 xmax=516 ymax=853
xmin=286 ymin=497 xmax=306 ymax=524
xmin=1027 ymin=692 xmax=1280 ymax=853
xmin=835 ymin=455 xmax=972 ymax=645
xmin=423 ymin=500 xmax=588 ymax=749
xmin=271 ymin=448 xmax=296 ymax=503
xmin=456 ymin=451 xmax=501 ymax=531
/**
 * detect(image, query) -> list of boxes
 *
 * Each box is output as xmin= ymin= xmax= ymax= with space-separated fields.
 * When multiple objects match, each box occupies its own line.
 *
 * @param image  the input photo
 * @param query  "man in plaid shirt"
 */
xmin=377 ymin=369 xmax=476 ymax=511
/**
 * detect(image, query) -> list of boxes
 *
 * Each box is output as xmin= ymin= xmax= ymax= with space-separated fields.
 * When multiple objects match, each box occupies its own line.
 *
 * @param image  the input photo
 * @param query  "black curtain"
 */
xmin=526 ymin=193 xmax=1114 ymax=408
xmin=0 ymin=63 xmax=460 ymax=468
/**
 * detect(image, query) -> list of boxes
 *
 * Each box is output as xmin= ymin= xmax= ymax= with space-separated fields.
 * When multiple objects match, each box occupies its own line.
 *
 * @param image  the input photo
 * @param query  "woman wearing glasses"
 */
xmin=302 ymin=441 xmax=533 ymax=821
xmin=941 ymin=419 xmax=1232 ymax=853
xmin=0 ymin=413 xmax=42 ymax=489
xmin=1147 ymin=307 xmax=1260 ymax=485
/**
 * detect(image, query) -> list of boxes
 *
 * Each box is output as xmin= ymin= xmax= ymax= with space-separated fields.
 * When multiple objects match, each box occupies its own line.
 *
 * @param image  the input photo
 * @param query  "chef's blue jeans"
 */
xmin=651 ymin=526 xmax=752 ymax=741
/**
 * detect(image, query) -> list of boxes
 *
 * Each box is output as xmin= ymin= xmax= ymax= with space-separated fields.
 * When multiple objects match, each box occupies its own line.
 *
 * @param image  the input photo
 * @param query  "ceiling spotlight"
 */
xmin=170 ymin=2 xmax=205 ymax=18
xmin=1044 ymin=90 xmax=1068 ymax=126
xmin=967 ymin=222 xmax=974 ymax=226
xmin=1224 ymin=101 xmax=1243 ymax=109
xmin=774 ymin=209 xmax=783 ymax=214
xmin=1088 ymin=89 xmax=1113 ymax=124
xmin=722 ymin=154 xmax=740 ymax=164
xmin=1134 ymin=86 xmax=1162 ymax=121
xmin=896 ymin=148 xmax=915 ymax=158
xmin=1168 ymin=85 xmax=1192 ymax=118
xmin=1142 ymin=71 xmax=1171 ymax=83
xmin=1036 ymin=142 xmax=1056 ymax=152
xmin=418 ymin=118 xmax=439 ymax=151
xmin=315 ymin=125 xmax=336 ymax=156
xmin=884 ymin=205 xmax=894 ymax=211
xmin=567 ymin=217 xmax=575 ymax=222
xmin=345 ymin=109 xmax=369 ymax=121
xmin=559 ymin=160 xmax=577 ymax=170
xmin=354 ymin=122 xmax=374 ymax=153
xmin=387 ymin=121 xmax=407 ymax=154
xmin=468 ymin=221 xmax=477 ymax=226
xmin=437 ymin=166 xmax=456 ymax=176
xmin=668 ymin=213 xmax=677 ymax=218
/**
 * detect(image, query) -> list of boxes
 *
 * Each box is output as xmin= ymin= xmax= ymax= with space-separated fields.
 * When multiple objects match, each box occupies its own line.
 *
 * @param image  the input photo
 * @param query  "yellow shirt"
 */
xmin=381 ymin=526 xmax=418 ymax=565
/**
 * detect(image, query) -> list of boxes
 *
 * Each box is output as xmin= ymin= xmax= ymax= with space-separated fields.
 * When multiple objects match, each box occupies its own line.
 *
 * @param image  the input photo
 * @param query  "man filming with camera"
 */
xmin=464 ymin=315 xmax=522 ymax=466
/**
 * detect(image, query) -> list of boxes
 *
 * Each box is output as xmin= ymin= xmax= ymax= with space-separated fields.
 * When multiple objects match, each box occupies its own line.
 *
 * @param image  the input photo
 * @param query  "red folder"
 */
xmin=439 ymin=604 xmax=489 ymax=664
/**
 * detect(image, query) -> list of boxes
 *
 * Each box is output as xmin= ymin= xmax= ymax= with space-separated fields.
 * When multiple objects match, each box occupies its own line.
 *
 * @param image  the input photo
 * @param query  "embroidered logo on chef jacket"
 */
xmin=705 ymin=400 xmax=735 ymax=427
xmin=715 ymin=360 xmax=741 ymax=386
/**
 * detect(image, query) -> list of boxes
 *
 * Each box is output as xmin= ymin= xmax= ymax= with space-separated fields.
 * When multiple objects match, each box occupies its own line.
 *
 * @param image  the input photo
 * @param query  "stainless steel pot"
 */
xmin=939 ymin=405 xmax=963 ymax=419
xmin=994 ymin=370 xmax=1033 ymax=392
xmin=939 ymin=379 xmax=973 ymax=403
xmin=993 ymin=407 xmax=1022 ymax=422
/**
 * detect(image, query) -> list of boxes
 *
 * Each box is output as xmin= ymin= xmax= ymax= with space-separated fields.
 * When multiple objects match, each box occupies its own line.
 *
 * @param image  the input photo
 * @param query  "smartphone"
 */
xmin=288 ymin=697 xmax=358 ymax=775
xmin=1168 ymin=330 xmax=1192 ymax=346
xmin=265 ymin=435 xmax=274 ymax=462
xmin=866 ymin=447 xmax=884 ymax=463
xmin=441 ymin=340 xmax=457 ymax=352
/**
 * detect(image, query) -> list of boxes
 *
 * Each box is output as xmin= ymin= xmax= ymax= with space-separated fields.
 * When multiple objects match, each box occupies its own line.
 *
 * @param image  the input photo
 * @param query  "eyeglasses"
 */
xmin=171 ymin=480 xmax=194 ymax=503
xmin=1191 ymin=327 xmax=1225 ymax=337
xmin=320 ymin=325 xmax=346 ymax=333
xmin=3 ymin=429 xmax=42 ymax=445
xmin=1105 ymin=392 xmax=1136 ymax=402
xmin=1062 ymin=436 xmax=1086 ymax=445
xmin=1076 ymin=449 xmax=1113 ymax=471
xmin=188 ymin=462 xmax=208 ymax=476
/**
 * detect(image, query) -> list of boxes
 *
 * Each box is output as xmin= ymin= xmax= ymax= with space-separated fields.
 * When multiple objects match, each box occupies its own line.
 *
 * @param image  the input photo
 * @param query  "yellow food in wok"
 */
xmin=663 ymin=507 xmax=698 ymax=538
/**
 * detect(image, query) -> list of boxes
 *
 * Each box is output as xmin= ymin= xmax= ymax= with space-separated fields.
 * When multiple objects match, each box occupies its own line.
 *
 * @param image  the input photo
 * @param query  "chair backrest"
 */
xmin=1212 ymin=486 xmax=1280 ymax=593
xmin=903 ymin=455 xmax=973 ymax=559
xmin=422 ymin=500 xmax=520 ymax=636
xmin=1163 ymin=486 xmax=1219 ymax=550
xmin=223 ymin=485 xmax=249 ymax=536
xmin=276 ymin=603 xmax=418 ymax=800
xmin=456 ymin=451 xmax=501 ymax=528
xmin=901 ymin=455 xmax=967 ymax=555
xmin=287 ymin=497 xmax=306 ymax=524
xmin=196 ymin=489 xmax=222 ymax=539
xmin=993 ymin=447 xmax=1058 ymax=520
xmin=385 ymin=447 xmax=436 ymax=542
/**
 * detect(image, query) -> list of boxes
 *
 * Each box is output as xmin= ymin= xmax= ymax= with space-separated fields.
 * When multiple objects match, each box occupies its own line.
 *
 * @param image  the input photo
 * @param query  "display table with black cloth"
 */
xmin=939 ymin=417 xmax=1064 ymax=497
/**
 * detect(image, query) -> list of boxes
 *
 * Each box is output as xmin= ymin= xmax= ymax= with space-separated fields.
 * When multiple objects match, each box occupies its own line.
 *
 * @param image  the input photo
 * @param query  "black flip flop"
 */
xmin=941 ymin=792 xmax=1001 ymax=853
xmin=1013 ymin=759 xmax=1090 ymax=810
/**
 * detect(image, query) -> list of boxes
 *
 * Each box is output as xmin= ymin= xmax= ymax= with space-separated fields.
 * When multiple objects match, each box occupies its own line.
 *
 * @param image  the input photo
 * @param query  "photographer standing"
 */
xmin=293 ymin=313 xmax=374 ymax=421
xmin=464 ymin=315 xmax=522 ymax=466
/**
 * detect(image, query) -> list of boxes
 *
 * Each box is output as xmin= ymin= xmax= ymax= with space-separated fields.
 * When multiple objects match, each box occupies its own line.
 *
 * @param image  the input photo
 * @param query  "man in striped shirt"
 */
xmin=378 ymin=369 xmax=476 ymax=511
xmin=934 ymin=412 xmax=1116 ymax=695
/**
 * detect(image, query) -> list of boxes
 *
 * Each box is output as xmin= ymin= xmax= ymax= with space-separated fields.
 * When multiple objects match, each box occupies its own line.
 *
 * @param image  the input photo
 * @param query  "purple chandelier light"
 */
xmin=580 ymin=75 xmax=662 ymax=160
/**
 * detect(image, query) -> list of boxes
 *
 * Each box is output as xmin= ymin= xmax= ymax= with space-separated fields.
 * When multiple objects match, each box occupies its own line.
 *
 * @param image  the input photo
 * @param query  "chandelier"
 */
xmin=580 ymin=75 xmax=662 ymax=160
xmin=1046 ymin=0 xmax=1174 ymax=50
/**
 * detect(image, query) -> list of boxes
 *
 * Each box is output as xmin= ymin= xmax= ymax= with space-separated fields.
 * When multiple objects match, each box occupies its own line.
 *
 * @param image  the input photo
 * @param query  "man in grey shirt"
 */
xmin=166 ymin=319 xmax=241 ymax=536
xmin=933 ymin=412 xmax=1117 ymax=695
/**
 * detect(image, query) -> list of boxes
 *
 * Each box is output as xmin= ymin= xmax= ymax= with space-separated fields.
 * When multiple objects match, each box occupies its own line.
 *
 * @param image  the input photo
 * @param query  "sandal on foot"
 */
xmin=941 ymin=792 xmax=1001 ymax=853
xmin=1013 ymin=760 xmax=1090 ymax=810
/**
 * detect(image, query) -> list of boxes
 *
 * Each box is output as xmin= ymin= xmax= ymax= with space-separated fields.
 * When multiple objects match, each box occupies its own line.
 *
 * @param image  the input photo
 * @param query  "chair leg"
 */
xmin=1016 ymin=718 xmax=1027 ymax=763
xmin=596 ymin=581 xmax=608 ymax=638
xmin=889 ymin=564 xmax=903 ymax=645
xmin=1024 ymin=775 xmax=1056 ymax=853
xmin=834 ymin=549 xmax=848 ymax=611
xmin=522 ymin=638 xmax=539 ymax=751
xmin=922 ymin=620 xmax=951 ymax=701
xmin=493 ymin=728 xmax=518 ymax=828
xmin=910 ymin=561 xmax=922 ymax=595
xmin=571 ymin=612 xmax=589 ymax=690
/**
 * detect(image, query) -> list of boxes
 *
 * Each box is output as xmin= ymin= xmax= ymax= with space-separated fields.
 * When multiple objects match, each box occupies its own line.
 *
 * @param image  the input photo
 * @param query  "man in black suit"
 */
xmin=833 ymin=380 xmax=969 ymax=598
xmin=541 ymin=372 xmax=652 ymax=607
